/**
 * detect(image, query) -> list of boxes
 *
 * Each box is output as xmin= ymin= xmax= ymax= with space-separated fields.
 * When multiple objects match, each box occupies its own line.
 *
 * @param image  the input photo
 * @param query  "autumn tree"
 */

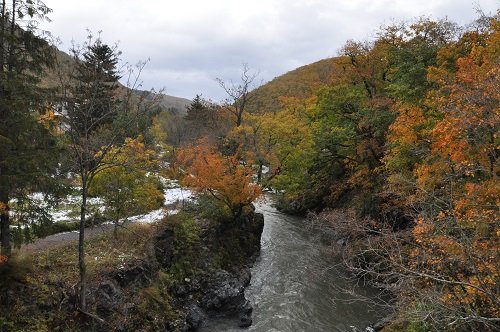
xmin=226 ymin=96 xmax=315 ymax=200
xmin=410 ymin=18 xmax=499 ymax=327
xmin=339 ymin=39 xmax=389 ymax=100
xmin=176 ymin=139 xmax=261 ymax=217
xmin=89 ymin=137 xmax=164 ymax=238
xmin=370 ymin=16 xmax=500 ymax=330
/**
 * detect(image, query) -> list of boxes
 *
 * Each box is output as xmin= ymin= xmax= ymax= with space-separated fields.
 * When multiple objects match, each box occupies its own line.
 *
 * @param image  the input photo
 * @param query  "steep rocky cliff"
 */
xmin=87 ymin=208 xmax=264 ymax=331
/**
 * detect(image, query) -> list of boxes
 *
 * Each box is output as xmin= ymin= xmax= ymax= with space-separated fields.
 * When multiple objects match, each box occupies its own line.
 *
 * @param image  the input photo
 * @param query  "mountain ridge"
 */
xmin=43 ymin=47 xmax=191 ymax=114
xmin=247 ymin=57 xmax=343 ymax=113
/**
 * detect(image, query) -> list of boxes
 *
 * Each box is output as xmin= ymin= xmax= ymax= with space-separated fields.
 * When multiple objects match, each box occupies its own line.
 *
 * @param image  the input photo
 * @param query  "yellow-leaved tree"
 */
xmin=90 ymin=137 xmax=164 ymax=237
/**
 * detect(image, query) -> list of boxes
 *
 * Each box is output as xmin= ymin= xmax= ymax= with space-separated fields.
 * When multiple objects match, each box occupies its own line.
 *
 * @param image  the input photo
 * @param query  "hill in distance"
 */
xmin=247 ymin=57 xmax=344 ymax=113
xmin=133 ymin=89 xmax=191 ymax=115
xmin=42 ymin=47 xmax=191 ymax=114
xmin=46 ymin=41 xmax=342 ymax=116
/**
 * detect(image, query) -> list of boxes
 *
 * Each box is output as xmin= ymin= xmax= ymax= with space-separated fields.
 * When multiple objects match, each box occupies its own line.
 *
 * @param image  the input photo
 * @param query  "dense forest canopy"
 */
xmin=0 ymin=1 xmax=498 ymax=330
xmin=174 ymin=14 xmax=499 ymax=331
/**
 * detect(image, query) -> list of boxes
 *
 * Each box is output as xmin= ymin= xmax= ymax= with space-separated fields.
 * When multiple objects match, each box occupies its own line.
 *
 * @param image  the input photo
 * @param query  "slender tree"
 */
xmin=61 ymin=33 xmax=150 ymax=311
xmin=216 ymin=63 xmax=259 ymax=127
xmin=89 ymin=137 xmax=164 ymax=238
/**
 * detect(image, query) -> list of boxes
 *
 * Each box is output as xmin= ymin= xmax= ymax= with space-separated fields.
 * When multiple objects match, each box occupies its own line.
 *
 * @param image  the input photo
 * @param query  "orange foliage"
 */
xmin=176 ymin=139 xmax=262 ymax=216
xmin=388 ymin=18 xmax=500 ymax=323
xmin=0 ymin=201 xmax=8 ymax=212
xmin=388 ymin=104 xmax=428 ymax=145
xmin=429 ymin=23 xmax=499 ymax=177
xmin=0 ymin=255 xmax=7 ymax=265
xmin=411 ymin=209 xmax=499 ymax=318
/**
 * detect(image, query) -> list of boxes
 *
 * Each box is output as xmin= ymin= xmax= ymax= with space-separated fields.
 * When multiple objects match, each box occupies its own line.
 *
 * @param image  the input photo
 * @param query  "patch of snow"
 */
xmin=29 ymin=192 xmax=45 ymax=201
xmin=164 ymin=187 xmax=194 ymax=205
xmin=87 ymin=197 xmax=103 ymax=205
xmin=159 ymin=177 xmax=180 ymax=188
xmin=127 ymin=208 xmax=165 ymax=224
xmin=11 ymin=178 xmax=195 ymax=229
xmin=51 ymin=210 xmax=71 ymax=222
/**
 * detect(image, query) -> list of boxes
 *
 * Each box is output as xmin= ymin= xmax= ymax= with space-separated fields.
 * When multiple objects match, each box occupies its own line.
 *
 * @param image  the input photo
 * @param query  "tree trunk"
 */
xmin=257 ymin=160 xmax=263 ymax=182
xmin=78 ymin=178 xmax=87 ymax=310
xmin=0 ymin=189 xmax=11 ymax=257
xmin=113 ymin=219 xmax=118 ymax=239
xmin=0 ymin=2 xmax=6 ymax=253
xmin=0 ymin=0 xmax=7 ymax=71
xmin=236 ymin=111 xmax=242 ymax=127
xmin=7 ymin=0 xmax=14 ymax=72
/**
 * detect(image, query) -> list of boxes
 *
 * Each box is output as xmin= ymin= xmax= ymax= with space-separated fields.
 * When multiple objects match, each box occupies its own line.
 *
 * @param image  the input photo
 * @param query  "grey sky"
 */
xmin=40 ymin=0 xmax=498 ymax=101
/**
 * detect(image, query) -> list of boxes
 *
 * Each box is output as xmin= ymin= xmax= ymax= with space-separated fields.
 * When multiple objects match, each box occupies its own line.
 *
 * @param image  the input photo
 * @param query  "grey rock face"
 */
xmin=200 ymin=270 xmax=246 ymax=314
xmin=184 ymin=305 xmax=206 ymax=331
xmin=95 ymin=280 xmax=123 ymax=317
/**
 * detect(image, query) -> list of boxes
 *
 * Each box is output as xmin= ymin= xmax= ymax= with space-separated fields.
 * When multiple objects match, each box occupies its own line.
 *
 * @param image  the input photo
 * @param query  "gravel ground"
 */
xmin=20 ymin=223 xmax=116 ymax=253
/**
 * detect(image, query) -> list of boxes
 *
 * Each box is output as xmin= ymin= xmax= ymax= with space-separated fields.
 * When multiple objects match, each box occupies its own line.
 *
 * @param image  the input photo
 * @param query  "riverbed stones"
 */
xmin=200 ymin=270 xmax=246 ymax=313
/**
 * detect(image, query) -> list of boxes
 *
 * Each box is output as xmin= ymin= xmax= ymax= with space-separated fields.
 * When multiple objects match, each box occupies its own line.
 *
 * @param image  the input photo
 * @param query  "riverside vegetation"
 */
xmin=0 ymin=1 xmax=499 ymax=331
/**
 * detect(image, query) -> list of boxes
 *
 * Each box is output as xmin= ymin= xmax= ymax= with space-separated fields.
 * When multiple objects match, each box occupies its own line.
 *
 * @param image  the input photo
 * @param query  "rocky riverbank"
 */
xmin=86 ymin=207 xmax=264 ymax=331
xmin=0 ymin=206 xmax=264 ymax=332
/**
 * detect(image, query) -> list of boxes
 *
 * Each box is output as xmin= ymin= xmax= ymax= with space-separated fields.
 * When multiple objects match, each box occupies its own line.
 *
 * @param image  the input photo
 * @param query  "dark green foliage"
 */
xmin=66 ymin=39 xmax=121 ymax=135
xmin=313 ymin=84 xmax=366 ymax=163
xmin=0 ymin=1 xmax=62 ymax=254
xmin=288 ymin=82 xmax=394 ymax=214
xmin=166 ymin=213 xmax=201 ymax=280
xmin=213 ymin=211 xmax=263 ymax=270
xmin=183 ymin=94 xmax=225 ymax=144
xmin=184 ymin=194 xmax=233 ymax=222
xmin=383 ymin=18 xmax=458 ymax=103
xmin=33 ymin=221 xmax=80 ymax=238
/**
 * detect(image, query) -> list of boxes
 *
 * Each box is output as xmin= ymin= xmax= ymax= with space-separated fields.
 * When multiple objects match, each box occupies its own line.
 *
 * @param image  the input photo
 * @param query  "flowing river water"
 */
xmin=203 ymin=198 xmax=385 ymax=332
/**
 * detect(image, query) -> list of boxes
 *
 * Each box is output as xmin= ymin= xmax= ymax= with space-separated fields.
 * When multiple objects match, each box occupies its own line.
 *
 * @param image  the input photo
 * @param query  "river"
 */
xmin=202 ymin=198 xmax=385 ymax=332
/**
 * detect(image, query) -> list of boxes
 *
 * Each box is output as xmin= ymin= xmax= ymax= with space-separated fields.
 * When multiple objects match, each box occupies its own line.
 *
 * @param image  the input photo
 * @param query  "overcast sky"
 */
xmin=40 ymin=0 xmax=498 ymax=101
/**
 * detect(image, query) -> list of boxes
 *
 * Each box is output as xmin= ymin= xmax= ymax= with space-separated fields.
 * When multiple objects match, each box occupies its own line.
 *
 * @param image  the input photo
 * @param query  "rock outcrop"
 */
xmin=175 ymin=209 xmax=264 ymax=331
xmin=77 ymin=208 xmax=264 ymax=332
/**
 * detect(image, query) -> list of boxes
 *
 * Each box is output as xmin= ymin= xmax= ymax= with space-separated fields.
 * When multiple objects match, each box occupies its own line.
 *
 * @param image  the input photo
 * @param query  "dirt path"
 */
xmin=13 ymin=185 xmax=192 ymax=254
xmin=19 ymin=223 xmax=116 ymax=253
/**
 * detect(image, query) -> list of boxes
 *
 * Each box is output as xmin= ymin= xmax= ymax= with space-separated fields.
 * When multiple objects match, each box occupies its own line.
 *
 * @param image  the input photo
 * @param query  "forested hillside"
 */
xmin=205 ymin=15 xmax=499 ymax=331
xmin=0 ymin=0 xmax=498 ymax=330
xmin=161 ymin=15 xmax=499 ymax=330
xmin=245 ymin=57 xmax=341 ymax=113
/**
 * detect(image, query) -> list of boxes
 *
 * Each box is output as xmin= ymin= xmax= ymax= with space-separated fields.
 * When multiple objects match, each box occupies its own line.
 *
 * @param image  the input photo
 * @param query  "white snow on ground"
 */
xmin=16 ymin=179 xmax=195 ymax=226
xmin=125 ymin=186 xmax=194 ymax=224
xmin=126 ymin=208 xmax=166 ymax=224
xmin=164 ymin=187 xmax=193 ymax=205
xmin=51 ymin=210 xmax=71 ymax=222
